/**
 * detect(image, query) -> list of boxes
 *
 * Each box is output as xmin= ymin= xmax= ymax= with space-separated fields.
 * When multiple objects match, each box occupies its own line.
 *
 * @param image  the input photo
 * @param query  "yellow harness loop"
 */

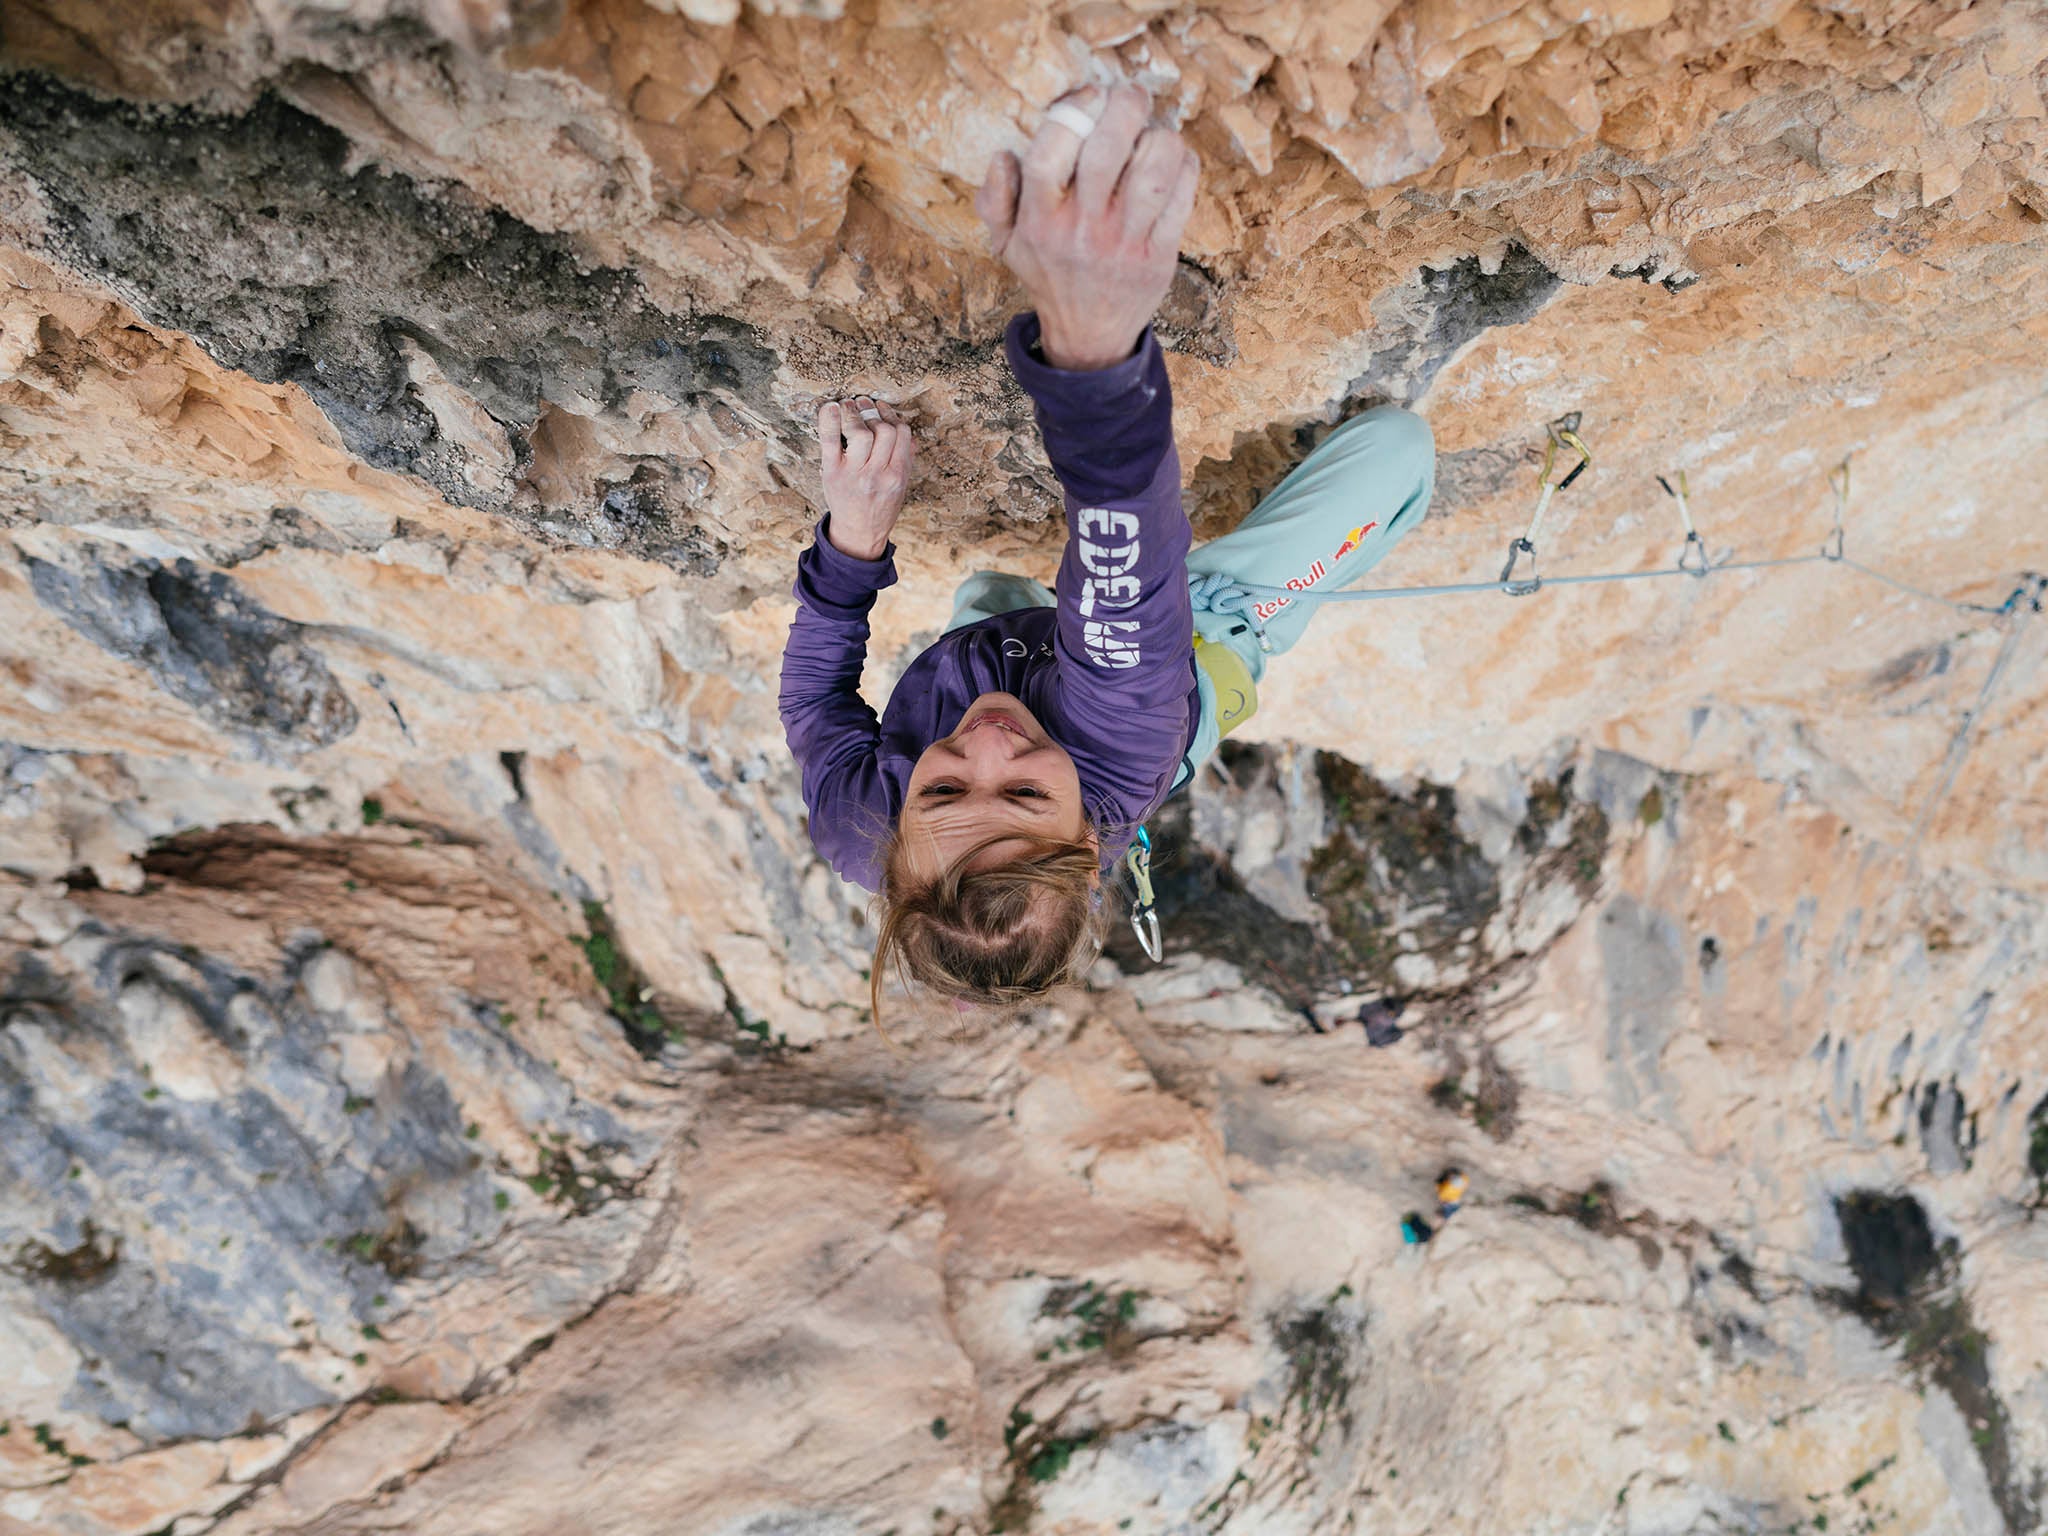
xmin=1194 ymin=635 xmax=1258 ymax=737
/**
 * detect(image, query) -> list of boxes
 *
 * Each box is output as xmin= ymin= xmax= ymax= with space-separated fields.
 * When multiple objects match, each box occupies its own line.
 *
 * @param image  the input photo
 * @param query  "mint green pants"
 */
xmin=947 ymin=404 xmax=1437 ymax=789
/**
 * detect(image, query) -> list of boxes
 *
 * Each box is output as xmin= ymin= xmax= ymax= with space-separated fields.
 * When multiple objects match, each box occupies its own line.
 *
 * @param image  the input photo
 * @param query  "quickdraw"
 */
xmin=1501 ymin=412 xmax=1594 ymax=596
xmin=1823 ymin=458 xmax=1849 ymax=561
xmin=1204 ymin=430 xmax=2010 ymax=619
xmin=1159 ymin=423 xmax=2033 ymax=896
xmin=1125 ymin=824 xmax=1162 ymax=963
xmin=1657 ymin=470 xmax=1715 ymax=576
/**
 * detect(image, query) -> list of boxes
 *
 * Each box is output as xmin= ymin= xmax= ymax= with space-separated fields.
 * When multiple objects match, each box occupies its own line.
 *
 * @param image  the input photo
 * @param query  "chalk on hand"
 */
xmin=858 ymin=408 xmax=881 ymax=421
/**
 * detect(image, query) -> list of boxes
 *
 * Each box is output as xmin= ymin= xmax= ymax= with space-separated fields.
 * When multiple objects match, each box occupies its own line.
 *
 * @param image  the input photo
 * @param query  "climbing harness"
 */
xmin=1125 ymin=824 xmax=1162 ymax=963
xmin=1500 ymin=413 xmax=1593 ymax=596
xmin=1192 ymin=634 xmax=1259 ymax=735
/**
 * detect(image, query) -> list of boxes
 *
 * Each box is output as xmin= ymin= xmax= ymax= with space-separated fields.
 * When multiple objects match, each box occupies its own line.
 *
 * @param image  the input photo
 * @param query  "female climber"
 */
xmin=779 ymin=85 xmax=1438 ymax=1019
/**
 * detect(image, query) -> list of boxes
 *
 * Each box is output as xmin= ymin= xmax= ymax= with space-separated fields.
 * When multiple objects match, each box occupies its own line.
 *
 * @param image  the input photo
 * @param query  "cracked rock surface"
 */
xmin=2 ymin=2 xmax=2048 ymax=1534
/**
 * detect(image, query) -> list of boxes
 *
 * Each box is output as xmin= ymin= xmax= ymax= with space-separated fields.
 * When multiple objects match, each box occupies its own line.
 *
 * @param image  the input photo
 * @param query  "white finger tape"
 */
xmin=1044 ymin=101 xmax=1097 ymax=139
xmin=858 ymin=408 xmax=881 ymax=422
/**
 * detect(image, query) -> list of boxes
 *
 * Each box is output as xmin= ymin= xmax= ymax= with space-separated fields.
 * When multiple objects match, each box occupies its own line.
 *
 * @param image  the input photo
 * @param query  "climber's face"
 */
xmin=900 ymin=693 xmax=1094 ymax=878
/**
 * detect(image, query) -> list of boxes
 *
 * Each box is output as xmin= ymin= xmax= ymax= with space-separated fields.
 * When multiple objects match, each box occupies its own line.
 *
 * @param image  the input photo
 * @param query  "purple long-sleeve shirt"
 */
xmin=779 ymin=313 xmax=1198 ymax=892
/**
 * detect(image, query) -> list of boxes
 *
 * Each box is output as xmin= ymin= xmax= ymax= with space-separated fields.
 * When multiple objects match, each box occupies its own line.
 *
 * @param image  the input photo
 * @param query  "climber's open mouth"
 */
xmin=950 ymin=694 xmax=1047 ymax=748
xmin=961 ymin=711 xmax=1027 ymax=738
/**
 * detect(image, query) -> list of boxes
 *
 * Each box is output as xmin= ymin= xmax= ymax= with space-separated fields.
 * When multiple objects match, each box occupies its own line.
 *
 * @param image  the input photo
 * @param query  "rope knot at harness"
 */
xmin=1188 ymin=570 xmax=1274 ymax=653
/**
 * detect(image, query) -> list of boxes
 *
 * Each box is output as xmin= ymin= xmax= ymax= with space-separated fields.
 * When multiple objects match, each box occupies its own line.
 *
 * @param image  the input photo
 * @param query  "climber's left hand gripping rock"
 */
xmin=816 ymin=395 xmax=913 ymax=563
xmin=975 ymin=84 xmax=1199 ymax=373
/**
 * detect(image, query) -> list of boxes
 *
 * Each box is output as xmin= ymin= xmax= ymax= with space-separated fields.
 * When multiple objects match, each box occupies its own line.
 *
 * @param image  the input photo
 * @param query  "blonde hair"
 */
xmin=870 ymin=830 xmax=1108 ymax=1026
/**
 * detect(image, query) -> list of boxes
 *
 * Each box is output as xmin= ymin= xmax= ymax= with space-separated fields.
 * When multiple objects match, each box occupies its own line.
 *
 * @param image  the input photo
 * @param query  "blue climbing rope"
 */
xmin=1214 ymin=551 xmax=2016 ymax=618
xmin=1201 ymin=440 xmax=2017 ymax=622
xmin=1140 ymin=430 xmax=2039 ymax=975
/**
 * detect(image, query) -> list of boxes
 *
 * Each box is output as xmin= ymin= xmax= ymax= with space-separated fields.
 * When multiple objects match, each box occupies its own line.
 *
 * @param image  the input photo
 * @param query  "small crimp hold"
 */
xmin=1500 ymin=537 xmax=1541 ymax=596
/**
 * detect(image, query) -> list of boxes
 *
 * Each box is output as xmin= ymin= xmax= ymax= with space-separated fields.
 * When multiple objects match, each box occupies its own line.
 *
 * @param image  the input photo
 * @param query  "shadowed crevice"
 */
xmin=1832 ymin=1191 xmax=2042 ymax=1533
xmin=0 ymin=70 xmax=776 ymax=570
xmin=23 ymin=550 xmax=358 ymax=758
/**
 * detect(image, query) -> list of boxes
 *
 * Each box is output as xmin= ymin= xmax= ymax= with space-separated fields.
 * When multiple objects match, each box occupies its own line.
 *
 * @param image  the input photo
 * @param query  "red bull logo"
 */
xmin=1333 ymin=520 xmax=1377 ymax=561
xmin=1249 ymin=521 xmax=1379 ymax=623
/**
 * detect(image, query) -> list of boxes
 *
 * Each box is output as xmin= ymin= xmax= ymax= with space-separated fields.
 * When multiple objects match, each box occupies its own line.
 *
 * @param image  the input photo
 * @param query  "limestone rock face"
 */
xmin=1 ymin=2 xmax=2047 ymax=1534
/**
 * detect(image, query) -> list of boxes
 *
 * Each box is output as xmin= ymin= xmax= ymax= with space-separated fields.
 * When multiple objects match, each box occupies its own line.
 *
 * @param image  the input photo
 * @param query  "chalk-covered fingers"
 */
xmin=862 ymin=398 xmax=911 ymax=471
xmin=842 ymin=393 xmax=886 ymax=465
xmin=853 ymin=396 xmax=914 ymax=469
xmin=1017 ymin=85 xmax=1102 ymax=222
xmin=1151 ymin=144 xmax=1200 ymax=252
xmin=816 ymin=399 xmax=848 ymax=474
xmin=1074 ymin=84 xmax=1149 ymax=211
xmin=976 ymin=149 xmax=1023 ymax=258
xmin=877 ymin=401 xmax=914 ymax=476
xmin=1119 ymin=125 xmax=1193 ymax=245
xmin=1003 ymin=88 xmax=1198 ymax=371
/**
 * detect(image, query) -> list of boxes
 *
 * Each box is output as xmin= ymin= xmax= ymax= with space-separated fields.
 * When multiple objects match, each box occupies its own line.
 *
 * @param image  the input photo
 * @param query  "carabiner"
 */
xmin=1130 ymin=908 xmax=1163 ymax=964
xmin=1546 ymin=413 xmax=1593 ymax=491
xmin=1505 ymin=414 xmax=1590 ymax=597
xmin=1500 ymin=536 xmax=1541 ymax=597
xmin=1656 ymin=469 xmax=1713 ymax=576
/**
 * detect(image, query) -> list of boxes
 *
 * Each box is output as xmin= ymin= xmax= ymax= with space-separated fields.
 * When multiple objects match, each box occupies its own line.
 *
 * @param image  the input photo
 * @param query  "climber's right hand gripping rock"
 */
xmin=975 ymin=84 xmax=1200 ymax=373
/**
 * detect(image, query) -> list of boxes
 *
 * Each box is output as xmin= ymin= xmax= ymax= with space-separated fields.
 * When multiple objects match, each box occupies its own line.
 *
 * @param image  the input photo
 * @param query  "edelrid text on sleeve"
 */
xmin=1075 ymin=507 xmax=1142 ymax=669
